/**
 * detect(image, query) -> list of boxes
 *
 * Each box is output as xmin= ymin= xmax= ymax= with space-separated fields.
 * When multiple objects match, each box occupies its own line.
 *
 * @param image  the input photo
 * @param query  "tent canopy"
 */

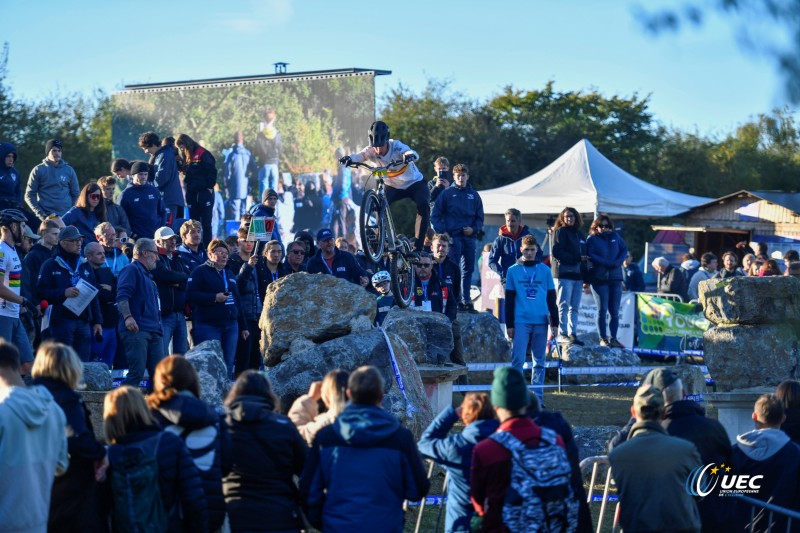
xmin=478 ymin=139 xmax=711 ymax=220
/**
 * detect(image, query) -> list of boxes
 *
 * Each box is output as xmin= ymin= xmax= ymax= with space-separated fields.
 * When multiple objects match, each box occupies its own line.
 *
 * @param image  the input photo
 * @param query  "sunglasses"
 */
xmin=290 ymin=250 xmax=305 ymax=255
xmin=88 ymin=193 xmax=101 ymax=200
xmin=64 ymin=238 xmax=83 ymax=244
xmin=418 ymin=263 xmax=433 ymax=268
xmin=118 ymin=237 xmax=129 ymax=243
xmin=599 ymin=224 xmax=612 ymax=229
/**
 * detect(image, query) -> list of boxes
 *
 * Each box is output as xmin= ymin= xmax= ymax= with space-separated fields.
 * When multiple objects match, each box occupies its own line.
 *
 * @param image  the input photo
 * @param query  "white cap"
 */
xmin=154 ymin=226 xmax=176 ymax=240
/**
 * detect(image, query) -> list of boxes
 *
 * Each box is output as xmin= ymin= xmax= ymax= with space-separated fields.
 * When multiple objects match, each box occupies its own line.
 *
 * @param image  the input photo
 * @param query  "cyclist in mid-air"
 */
xmin=339 ymin=121 xmax=429 ymax=251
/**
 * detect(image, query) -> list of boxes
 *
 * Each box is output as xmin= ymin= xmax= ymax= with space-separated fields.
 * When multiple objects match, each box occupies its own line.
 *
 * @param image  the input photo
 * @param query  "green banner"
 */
xmin=637 ymin=294 xmax=710 ymax=352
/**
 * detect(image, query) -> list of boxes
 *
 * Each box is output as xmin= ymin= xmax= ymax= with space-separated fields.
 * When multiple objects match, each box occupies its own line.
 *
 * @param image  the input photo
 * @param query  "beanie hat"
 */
xmin=130 ymin=161 xmax=149 ymax=175
xmin=45 ymin=139 xmax=63 ymax=155
xmin=262 ymin=188 xmax=278 ymax=202
xmin=491 ymin=367 xmax=529 ymax=410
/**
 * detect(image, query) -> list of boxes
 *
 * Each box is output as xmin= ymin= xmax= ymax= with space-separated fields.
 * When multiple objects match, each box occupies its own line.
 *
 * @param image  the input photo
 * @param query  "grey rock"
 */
xmin=559 ymin=345 xmax=640 ymax=385
xmin=670 ymin=364 xmax=708 ymax=395
xmin=260 ymin=272 xmax=376 ymax=366
xmin=458 ymin=312 xmax=510 ymax=383
xmin=78 ymin=390 xmax=108 ymax=443
xmin=382 ymin=308 xmax=454 ymax=364
xmin=700 ymin=276 xmax=800 ymax=325
xmin=704 ymin=324 xmax=800 ymax=391
xmin=82 ymin=362 xmax=112 ymax=391
xmin=184 ymin=340 xmax=230 ymax=407
xmin=574 ymin=425 xmax=619 ymax=460
xmin=266 ymin=329 xmax=434 ymax=439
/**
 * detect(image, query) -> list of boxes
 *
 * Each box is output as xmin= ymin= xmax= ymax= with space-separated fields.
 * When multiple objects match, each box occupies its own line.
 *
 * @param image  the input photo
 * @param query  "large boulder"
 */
xmin=559 ymin=345 xmax=640 ymax=385
xmin=82 ymin=362 xmax=112 ymax=391
xmin=184 ymin=340 xmax=230 ymax=407
xmin=458 ymin=312 xmax=511 ymax=383
xmin=703 ymin=324 xmax=800 ymax=391
xmin=382 ymin=308 xmax=454 ymax=364
xmin=260 ymin=272 xmax=376 ymax=366
xmin=265 ymin=329 xmax=434 ymax=439
xmin=699 ymin=276 xmax=800 ymax=326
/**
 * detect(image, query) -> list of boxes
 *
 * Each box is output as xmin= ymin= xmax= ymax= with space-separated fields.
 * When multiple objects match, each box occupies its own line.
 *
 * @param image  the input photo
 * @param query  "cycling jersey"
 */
xmin=349 ymin=140 xmax=423 ymax=190
xmin=0 ymin=241 xmax=21 ymax=317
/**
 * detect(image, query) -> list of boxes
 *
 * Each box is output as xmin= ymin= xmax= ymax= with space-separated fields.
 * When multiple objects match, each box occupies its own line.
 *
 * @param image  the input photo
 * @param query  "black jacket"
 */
xmin=186 ymin=262 xmax=248 ymax=331
xmin=434 ymin=256 xmax=462 ymax=306
xmin=224 ymin=395 xmax=307 ymax=532
xmin=107 ymin=427 xmax=209 ymax=533
xmin=22 ymin=242 xmax=53 ymax=301
xmin=184 ymin=147 xmax=217 ymax=193
xmin=32 ymin=377 xmax=107 ymax=533
xmin=152 ymin=251 xmax=189 ymax=315
xmin=412 ymin=270 xmax=457 ymax=321
xmin=783 ymin=406 xmax=800 ymax=445
xmin=551 ymin=226 xmax=585 ymax=281
xmin=92 ymin=265 xmax=118 ymax=329
xmin=306 ymin=248 xmax=366 ymax=286
xmin=37 ymin=247 xmax=102 ymax=325
xmin=151 ymin=393 xmax=232 ymax=532
xmin=226 ymin=255 xmax=262 ymax=322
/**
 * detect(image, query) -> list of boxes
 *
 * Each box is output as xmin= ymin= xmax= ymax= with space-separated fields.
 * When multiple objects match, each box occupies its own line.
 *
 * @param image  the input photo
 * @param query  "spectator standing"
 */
xmin=622 ymin=252 xmax=646 ymax=292
xmin=116 ymin=238 xmax=163 ymax=390
xmin=177 ymin=219 xmax=208 ymax=273
xmin=109 ymin=159 xmax=131 ymax=202
xmin=224 ymin=371 xmax=307 ymax=533
xmin=228 ymin=228 xmax=264 ymax=374
xmin=288 ymin=369 xmax=350 ymax=446
xmin=608 ymin=385 xmax=701 ymax=533
xmin=784 ymin=250 xmax=800 ymax=274
xmin=103 ymin=386 xmax=208 ymax=532
xmin=372 ymin=271 xmax=395 ymax=327
xmin=37 ymin=225 xmax=102 ymax=360
xmin=688 ymin=252 xmax=718 ymax=300
xmin=759 ymin=258 xmax=782 ymax=277
xmin=283 ymin=240 xmax=306 ymax=274
xmin=431 ymin=233 xmax=467 ymax=374
xmin=411 ymin=252 xmax=456 ymax=318
xmin=307 ymin=228 xmax=368 ymax=287
xmin=97 ymin=176 xmax=131 ymax=235
xmin=224 ymin=131 xmax=257 ymax=221
xmin=259 ymin=239 xmax=291 ymax=295
xmin=300 ymin=366 xmax=430 ymax=532
xmin=62 ymin=183 xmax=106 ymax=243
xmin=0 ymin=340 xmax=68 ymax=533
xmin=428 ymin=155 xmax=451 ymax=208
xmin=186 ymin=239 xmax=249 ymax=378
xmin=550 ymin=207 xmax=587 ymax=346
xmin=652 ymin=256 xmax=689 ymax=301
xmin=776 ymin=379 xmax=800 ymax=444
xmin=586 ymin=215 xmax=628 ymax=348
xmin=139 ymin=131 xmax=186 ymax=225
xmin=504 ymin=235 xmax=558 ymax=402
xmin=94 ymin=222 xmax=129 ymax=278
xmin=152 ymin=227 xmax=189 ymax=356
xmin=248 ymin=189 xmax=283 ymax=245
xmin=254 ymin=108 xmax=282 ymax=197
xmin=418 ymin=392 xmax=499 ymax=533
xmin=680 ymin=252 xmax=701 ymax=285
xmin=21 ymin=219 xmax=60 ymax=340
xmin=84 ymin=242 xmax=118 ymax=368
xmin=176 ymin=134 xmax=217 ymax=245
xmin=0 ymin=142 xmax=22 ymax=210
xmin=431 ymin=163 xmax=484 ymax=312
xmin=25 ymin=139 xmax=80 ymax=220
xmin=742 ymin=253 xmax=757 ymax=275
xmin=119 ymin=161 xmax=167 ymax=240
xmin=714 ymin=251 xmax=745 ymax=279
xmin=489 ymin=208 xmax=533 ymax=287
xmin=148 ymin=356 xmax=230 ymax=532
xmin=31 ymin=342 xmax=108 ymax=533
xmin=0 ymin=209 xmax=36 ymax=372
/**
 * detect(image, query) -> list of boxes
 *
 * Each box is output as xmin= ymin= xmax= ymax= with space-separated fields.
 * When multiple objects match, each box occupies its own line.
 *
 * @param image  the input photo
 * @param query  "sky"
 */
xmin=1 ymin=0 xmax=792 ymax=137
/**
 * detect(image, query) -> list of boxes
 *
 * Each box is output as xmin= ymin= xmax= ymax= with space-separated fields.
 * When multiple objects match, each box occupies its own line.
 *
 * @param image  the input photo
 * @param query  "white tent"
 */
xmin=478 ymin=139 xmax=711 ymax=224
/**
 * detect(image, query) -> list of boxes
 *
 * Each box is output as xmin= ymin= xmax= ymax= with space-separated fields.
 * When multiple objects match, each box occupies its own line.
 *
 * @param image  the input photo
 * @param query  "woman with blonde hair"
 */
xmin=32 ymin=341 xmax=107 ymax=532
xmin=418 ymin=392 xmax=499 ymax=533
xmin=148 ymin=355 xmax=230 ymax=532
xmin=288 ymin=369 xmax=349 ymax=446
xmin=104 ymin=385 xmax=208 ymax=532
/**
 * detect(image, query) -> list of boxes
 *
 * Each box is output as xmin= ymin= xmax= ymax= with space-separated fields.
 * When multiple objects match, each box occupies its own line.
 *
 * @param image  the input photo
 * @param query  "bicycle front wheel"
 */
xmin=359 ymin=190 xmax=386 ymax=264
xmin=390 ymin=252 xmax=416 ymax=309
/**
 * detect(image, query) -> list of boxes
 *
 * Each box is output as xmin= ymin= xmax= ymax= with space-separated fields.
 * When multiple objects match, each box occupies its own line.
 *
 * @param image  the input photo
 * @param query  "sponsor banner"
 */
xmin=576 ymin=291 xmax=635 ymax=349
xmin=637 ymin=294 xmax=710 ymax=353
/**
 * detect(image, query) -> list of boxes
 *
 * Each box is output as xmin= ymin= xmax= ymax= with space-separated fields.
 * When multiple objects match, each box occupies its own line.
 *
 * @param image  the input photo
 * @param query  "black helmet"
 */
xmin=368 ymin=121 xmax=390 ymax=147
xmin=0 ymin=209 xmax=27 ymax=228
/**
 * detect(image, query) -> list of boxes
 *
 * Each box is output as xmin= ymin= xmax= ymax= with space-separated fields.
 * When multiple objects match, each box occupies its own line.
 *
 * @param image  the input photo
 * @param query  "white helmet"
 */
xmin=372 ymin=271 xmax=391 ymax=286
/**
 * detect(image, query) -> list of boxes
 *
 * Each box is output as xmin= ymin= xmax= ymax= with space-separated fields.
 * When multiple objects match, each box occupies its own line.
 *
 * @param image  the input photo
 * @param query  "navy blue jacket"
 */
xmin=22 ymin=243 xmax=53 ymax=301
xmin=119 ymin=183 xmax=167 ymax=240
xmin=418 ymin=405 xmax=499 ymax=533
xmin=375 ymin=293 xmax=395 ymax=326
xmin=184 ymin=148 xmax=217 ymax=193
xmin=150 ymin=145 xmax=185 ymax=208
xmin=226 ymin=255 xmax=262 ymax=322
xmin=37 ymin=248 xmax=102 ymax=325
xmin=551 ymin=225 xmax=586 ymax=281
xmin=306 ymin=248 xmax=366 ymax=286
xmin=489 ymin=225 xmax=533 ymax=282
xmin=92 ymin=265 xmax=118 ymax=329
xmin=431 ymin=183 xmax=484 ymax=238
xmin=108 ymin=427 xmax=209 ymax=533
xmin=0 ymin=142 xmax=22 ymax=206
xmin=434 ymin=256 xmax=462 ymax=305
xmin=116 ymin=259 xmax=162 ymax=334
xmin=586 ymin=231 xmax=628 ymax=283
xmin=412 ymin=270 xmax=457 ymax=322
xmin=177 ymin=244 xmax=207 ymax=275
xmin=185 ymin=262 xmax=248 ymax=331
xmin=623 ymin=262 xmax=646 ymax=292
xmin=61 ymin=206 xmax=102 ymax=243
xmin=300 ymin=403 xmax=430 ymax=533
xmin=246 ymin=204 xmax=282 ymax=244
xmin=152 ymin=250 xmax=188 ymax=315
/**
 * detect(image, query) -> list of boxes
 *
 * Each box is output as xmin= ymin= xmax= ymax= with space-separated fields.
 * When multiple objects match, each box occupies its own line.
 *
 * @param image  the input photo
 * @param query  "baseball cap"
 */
xmin=58 ymin=226 xmax=82 ymax=241
xmin=23 ymin=225 xmax=40 ymax=241
xmin=642 ymin=367 xmax=679 ymax=390
xmin=317 ymin=228 xmax=334 ymax=242
xmin=633 ymin=384 xmax=665 ymax=416
xmin=154 ymin=226 xmax=176 ymax=240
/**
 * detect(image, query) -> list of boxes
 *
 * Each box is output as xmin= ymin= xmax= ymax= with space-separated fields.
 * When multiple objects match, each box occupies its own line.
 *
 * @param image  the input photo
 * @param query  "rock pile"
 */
xmin=184 ymin=340 xmax=230 ymax=406
xmin=699 ymin=276 xmax=800 ymax=391
xmin=558 ymin=344 xmax=640 ymax=385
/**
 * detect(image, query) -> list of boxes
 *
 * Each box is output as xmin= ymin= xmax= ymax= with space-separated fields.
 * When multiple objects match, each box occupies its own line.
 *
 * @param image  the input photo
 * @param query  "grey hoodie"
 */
xmin=736 ymin=427 xmax=791 ymax=461
xmin=0 ymin=385 xmax=68 ymax=533
xmin=24 ymin=158 xmax=80 ymax=219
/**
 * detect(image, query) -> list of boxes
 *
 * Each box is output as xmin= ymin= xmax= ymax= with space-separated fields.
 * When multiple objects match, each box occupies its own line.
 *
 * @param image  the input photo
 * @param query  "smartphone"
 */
xmin=437 ymin=169 xmax=452 ymax=180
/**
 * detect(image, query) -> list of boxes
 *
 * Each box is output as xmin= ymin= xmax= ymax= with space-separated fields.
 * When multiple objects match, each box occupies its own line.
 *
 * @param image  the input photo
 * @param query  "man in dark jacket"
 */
xmin=22 ymin=219 xmax=59 ymax=307
xmin=300 ymin=366 xmax=430 ymax=532
xmin=0 ymin=142 xmax=23 ymax=210
xmin=432 ymin=233 xmax=467 ymax=375
xmin=119 ymin=161 xmax=167 ymax=240
xmin=37 ymin=226 xmax=103 ymax=360
xmin=652 ymin=256 xmax=689 ymax=302
xmin=98 ymin=176 xmax=131 ymax=235
xmin=254 ymin=108 xmax=282 ymax=198
xmin=306 ymin=228 xmax=368 ymax=287
xmin=431 ymin=164 xmax=484 ymax=312
xmin=489 ymin=208 xmax=533 ymax=285
xmin=117 ymin=238 xmax=164 ymax=389
xmin=139 ymin=132 xmax=185 ymax=225
xmin=228 ymin=228 xmax=265 ymax=374
xmin=153 ymin=227 xmax=189 ymax=356
xmin=84 ymin=242 xmax=118 ymax=368
xmin=622 ymin=252 xmax=646 ymax=292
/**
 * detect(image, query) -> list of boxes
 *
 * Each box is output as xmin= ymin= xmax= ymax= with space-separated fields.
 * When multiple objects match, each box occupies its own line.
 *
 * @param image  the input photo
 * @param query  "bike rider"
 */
xmin=339 ymin=121 xmax=429 ymax=252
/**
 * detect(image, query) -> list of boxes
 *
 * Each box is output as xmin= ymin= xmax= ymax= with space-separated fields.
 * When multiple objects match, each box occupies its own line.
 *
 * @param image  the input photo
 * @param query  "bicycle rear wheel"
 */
xmin=390 ymin=252 xmax=416 ymax=308
xmin=359 ymin=190 xmax=385 ymax=264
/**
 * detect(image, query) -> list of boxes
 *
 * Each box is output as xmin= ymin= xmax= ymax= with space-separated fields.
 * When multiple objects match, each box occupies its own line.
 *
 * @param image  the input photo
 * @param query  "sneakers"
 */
xmin=599 ymin=338 xmax=611 ymax=347
xmin=609 ymin=338 xmax=625 ymax=348
xmin=458 ymin=302 xmax=478 ymax=314
xmin=568 ymin=334 xmax=585 ymax=346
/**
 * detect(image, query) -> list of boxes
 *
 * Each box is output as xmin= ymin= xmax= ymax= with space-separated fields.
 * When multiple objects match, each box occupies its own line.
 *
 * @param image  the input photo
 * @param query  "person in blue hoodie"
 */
xmin=224 ymin=131 xmax=258 ymax=222
xmin=118 ymin=161 xmax=167 ymax=240
xmin=62 ymin=183 xmax=106 ymax=243
xmin=431 ymin=163 xmax=484 ymax=312
xmin=300 ymin=365 xmax=430 ymax=532
xmin=0 ymin=142 xmax=23 ymax=210
xmin=418 ymin=392 xmax=499 ymax=533
xmin=586 ymin=215 xmax=628 ymax=348
xmin=139 ymin=131 xmax=186 ymax=225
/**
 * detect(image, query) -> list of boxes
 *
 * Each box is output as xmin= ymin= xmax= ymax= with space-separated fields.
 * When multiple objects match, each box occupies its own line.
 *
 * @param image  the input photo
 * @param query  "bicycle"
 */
xmin=344 ymin=159 xmax=417 ymax=308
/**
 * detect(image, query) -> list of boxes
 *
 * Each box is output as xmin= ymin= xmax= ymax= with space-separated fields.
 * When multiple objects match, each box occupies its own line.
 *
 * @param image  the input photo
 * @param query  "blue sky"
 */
xmin=1 ymin=0 xmax=790 ymax=136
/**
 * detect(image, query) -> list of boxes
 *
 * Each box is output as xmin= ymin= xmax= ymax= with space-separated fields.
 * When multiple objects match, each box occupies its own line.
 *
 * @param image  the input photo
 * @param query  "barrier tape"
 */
xmin=466 ymin=361 xmax=559 ymax=371
xmin=408 ymin=494 xmax=618 ymax=506
xmin=379 ymin=327 xmax=416 ymax=419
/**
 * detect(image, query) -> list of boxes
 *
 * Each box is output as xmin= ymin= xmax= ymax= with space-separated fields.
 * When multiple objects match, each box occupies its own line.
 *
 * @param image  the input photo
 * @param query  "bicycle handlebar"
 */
xmin=344 ymin=160 xmax=406 ymax=173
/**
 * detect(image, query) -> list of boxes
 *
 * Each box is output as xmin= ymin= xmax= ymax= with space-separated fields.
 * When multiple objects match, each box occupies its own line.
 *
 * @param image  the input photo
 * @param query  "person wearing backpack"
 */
xmin=148 ymin=356 xmax=231 ymax=532
xmin=470 ymin=367 xmax=580 ymax=533
xmin=103 ymin=385 xmax=209 ymax=533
